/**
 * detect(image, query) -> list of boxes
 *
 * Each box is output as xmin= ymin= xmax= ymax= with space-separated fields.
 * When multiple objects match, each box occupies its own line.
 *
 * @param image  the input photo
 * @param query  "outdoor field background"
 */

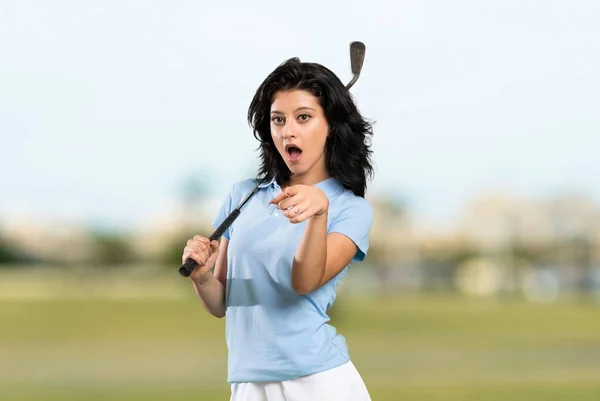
xmin=2 ymin=268 xmax=600 ymax=401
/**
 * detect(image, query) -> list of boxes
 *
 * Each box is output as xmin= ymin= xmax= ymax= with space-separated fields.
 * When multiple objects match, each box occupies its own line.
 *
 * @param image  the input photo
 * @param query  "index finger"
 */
xmin=269 ymin=186 xmax=299 ymax=205
xmin=269 ymin=191 xmax=289 ymax=205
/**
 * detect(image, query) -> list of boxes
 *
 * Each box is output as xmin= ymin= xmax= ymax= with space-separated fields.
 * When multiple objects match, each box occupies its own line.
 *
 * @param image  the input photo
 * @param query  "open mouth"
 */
xmin=285 ymin=144 xmax=303 ymax=161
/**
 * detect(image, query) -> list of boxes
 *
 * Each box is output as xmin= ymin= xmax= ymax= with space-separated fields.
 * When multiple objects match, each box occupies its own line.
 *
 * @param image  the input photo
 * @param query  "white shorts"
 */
xmin=229 ymin=360 xmax=372 ymax=401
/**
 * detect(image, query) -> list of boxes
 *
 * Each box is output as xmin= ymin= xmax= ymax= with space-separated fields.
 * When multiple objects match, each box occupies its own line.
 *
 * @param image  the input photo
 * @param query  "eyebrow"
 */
xmin=270 ymin=107 xmax=316 ymax=114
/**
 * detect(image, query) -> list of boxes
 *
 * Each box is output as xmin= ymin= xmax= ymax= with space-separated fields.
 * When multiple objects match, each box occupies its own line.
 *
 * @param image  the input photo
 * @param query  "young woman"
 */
xmin=182 ymin=57 xmax=375 ymax=401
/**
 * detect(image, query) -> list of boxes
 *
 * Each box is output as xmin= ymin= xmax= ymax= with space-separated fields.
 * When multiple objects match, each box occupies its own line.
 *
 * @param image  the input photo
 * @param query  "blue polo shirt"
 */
xmin=211 ymin=176 xmax=374 ymax=383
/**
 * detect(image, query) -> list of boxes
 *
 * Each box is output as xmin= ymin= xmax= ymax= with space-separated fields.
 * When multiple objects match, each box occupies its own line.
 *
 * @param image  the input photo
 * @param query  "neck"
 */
xmin=287 ymin=168 xmax=330 ymax=188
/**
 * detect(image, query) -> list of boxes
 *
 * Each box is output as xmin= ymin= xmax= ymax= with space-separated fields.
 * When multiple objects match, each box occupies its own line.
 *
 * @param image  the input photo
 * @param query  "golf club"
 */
xmin=346 ymin=41 xmax=366 ymax=90
xmin=178 ymin=183 xmax=261 ymax=277
xmin=179 ymin=41 xmax=367 ymax=278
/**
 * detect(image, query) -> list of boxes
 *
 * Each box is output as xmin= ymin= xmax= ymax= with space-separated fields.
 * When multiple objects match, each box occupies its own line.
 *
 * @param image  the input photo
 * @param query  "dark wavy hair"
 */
xmin=247 ymin=57 xmax=375 ymax=198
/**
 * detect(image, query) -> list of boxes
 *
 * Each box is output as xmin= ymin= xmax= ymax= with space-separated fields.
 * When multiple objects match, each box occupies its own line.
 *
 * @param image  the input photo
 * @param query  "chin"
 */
xmin=287 ymin=166 xmax=305 ymax=175
xmin=285 ymin=163 xmax=309 ymax=176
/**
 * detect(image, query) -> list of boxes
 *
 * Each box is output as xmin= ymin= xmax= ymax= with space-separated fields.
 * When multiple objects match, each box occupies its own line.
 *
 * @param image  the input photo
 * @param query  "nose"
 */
xmin=282 ymin=121 xmax=297 ymax=139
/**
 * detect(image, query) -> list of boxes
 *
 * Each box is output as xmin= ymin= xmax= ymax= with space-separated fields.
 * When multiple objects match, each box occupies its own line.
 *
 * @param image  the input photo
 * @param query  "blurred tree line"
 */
xmin=1 ymin=173 xmax=598 ymax=301
xmin=0 ymin=235 xmax=28 ymax=264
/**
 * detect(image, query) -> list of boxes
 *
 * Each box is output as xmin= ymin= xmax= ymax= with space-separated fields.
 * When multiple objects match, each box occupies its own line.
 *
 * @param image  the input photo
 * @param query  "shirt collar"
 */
xmin=258 ymin=176 xmax=344 ymax=198
xmin=257 ymin=177 xmax=276 ymax=188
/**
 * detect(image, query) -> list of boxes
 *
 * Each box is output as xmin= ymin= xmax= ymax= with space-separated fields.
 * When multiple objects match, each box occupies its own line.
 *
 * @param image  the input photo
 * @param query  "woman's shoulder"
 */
xmin=332 ymin=187 xmax=374 ymax=219
xmin=218 ymin=177 xmax=268 ymax=205
xmin=225 ymin=176 xmax=268 ymax=194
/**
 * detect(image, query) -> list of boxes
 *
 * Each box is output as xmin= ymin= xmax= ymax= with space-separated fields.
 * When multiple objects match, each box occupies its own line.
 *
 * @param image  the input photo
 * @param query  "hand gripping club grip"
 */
xmin=178 ymin=208 xmax=241 ymax=277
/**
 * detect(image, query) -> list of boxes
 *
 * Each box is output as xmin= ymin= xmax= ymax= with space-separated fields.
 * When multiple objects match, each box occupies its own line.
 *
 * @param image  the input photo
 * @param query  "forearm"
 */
xmin=291 ymin=212 xmax=328 ymax=294
xmin=191 ymin=272 xmax=226 ymax=318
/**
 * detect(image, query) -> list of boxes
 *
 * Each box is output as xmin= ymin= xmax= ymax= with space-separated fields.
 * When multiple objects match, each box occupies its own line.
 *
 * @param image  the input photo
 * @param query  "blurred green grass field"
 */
xmin=2 ymin=284 xmax=600 ymax=400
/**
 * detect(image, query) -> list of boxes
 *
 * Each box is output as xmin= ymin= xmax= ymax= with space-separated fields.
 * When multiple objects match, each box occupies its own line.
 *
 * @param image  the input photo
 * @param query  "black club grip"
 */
xmin=178 ymin=258 xmax=198 ymax=277
xmin=178 ymin=209 xmax=241 ymax=277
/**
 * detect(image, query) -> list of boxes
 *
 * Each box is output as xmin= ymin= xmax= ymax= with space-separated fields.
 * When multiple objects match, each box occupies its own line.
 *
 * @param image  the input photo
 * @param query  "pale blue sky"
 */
xmin=1 ymin=0 xmax=598 ymax=229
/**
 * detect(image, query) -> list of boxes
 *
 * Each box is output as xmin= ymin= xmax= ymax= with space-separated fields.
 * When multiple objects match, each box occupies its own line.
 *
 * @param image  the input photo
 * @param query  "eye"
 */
xmin=297 ymin=114 xmax=311 ymax=122
xmin=271 ymin=116 xmax=284 ymax=125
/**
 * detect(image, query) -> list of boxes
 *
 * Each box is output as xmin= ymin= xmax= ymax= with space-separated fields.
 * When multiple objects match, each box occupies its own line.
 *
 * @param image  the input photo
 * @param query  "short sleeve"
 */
xmin=211 ymin=183 xmax=235 ymax=241
xmin=328 ymin=199 xmax=374 ymax=263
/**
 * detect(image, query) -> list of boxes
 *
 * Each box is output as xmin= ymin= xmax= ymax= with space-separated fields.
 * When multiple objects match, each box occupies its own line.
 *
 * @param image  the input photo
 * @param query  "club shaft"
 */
xmin=346 ymin=75 xmax=359 ymax=90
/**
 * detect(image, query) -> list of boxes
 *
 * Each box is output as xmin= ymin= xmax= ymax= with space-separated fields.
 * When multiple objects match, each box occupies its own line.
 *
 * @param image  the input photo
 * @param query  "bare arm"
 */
xmin=291 ymin=213 xmax=359 ymax=295
xmin=188 ymin=237 xmax=229 ymax=318
xmin=271 ymin=184 xmax=362 ymax=295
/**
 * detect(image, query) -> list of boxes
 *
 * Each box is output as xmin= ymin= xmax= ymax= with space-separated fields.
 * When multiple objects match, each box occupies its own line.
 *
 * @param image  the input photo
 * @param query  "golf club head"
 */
xmin=346 ymin=41 xmax=366 ymax=90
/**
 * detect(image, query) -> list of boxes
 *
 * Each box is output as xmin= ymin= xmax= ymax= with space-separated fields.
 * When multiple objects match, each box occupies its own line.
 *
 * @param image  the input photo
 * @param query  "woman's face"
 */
xmin=270 ymin=89 xmax=329 ymax=183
